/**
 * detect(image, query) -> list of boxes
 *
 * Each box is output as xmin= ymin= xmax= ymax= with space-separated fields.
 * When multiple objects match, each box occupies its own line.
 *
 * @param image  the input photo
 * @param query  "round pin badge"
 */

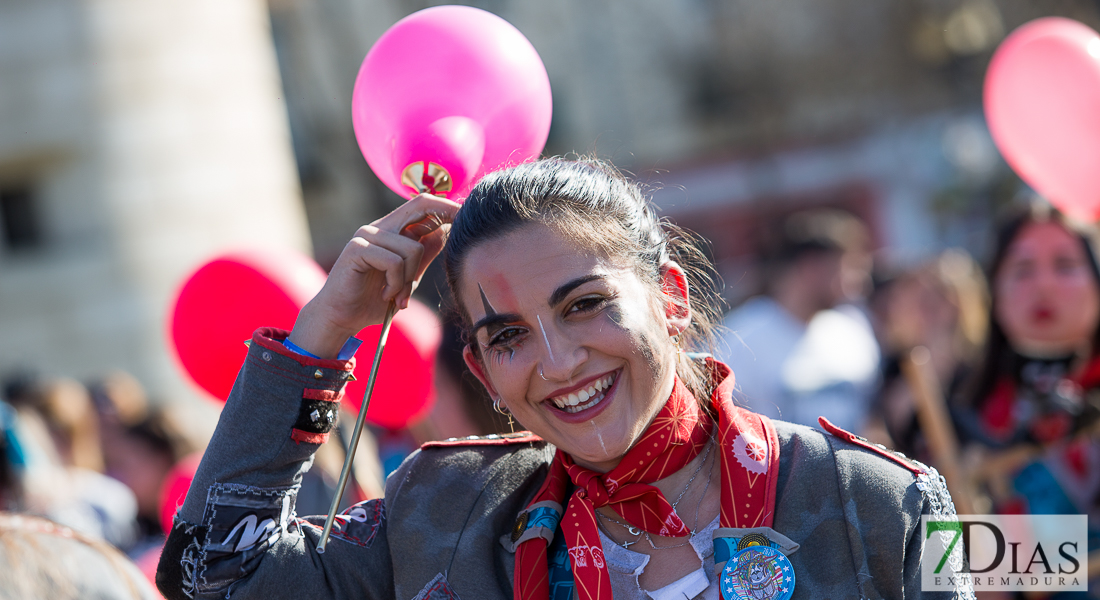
xmin=720 ymin=545 xmax=796 ymax=600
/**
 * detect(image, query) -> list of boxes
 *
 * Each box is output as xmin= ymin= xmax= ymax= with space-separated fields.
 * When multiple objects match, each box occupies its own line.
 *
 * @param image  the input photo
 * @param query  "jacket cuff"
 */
xmin=178 ymin=328 xmax=356 ymax=526
xmin=250 ymin=327 xmax=358 ymax=372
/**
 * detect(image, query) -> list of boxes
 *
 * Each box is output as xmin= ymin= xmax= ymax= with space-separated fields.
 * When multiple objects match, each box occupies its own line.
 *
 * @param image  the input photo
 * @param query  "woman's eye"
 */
xmin=568 ymin=295 xmax=608 ymax=314
xmin=1008 ymin=261 xmax=1035 ymax=280
xmin=1054 ymin=256 xmax=1084 ymax=275
xmin=488 ymin=327 xmax=525 ymax=347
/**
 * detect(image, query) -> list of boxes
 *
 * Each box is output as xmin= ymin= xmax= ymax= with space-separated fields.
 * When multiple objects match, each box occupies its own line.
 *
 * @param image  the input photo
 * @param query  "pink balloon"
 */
xmin=345 ymin=298 xmax=442 ymax=430
xmin=352 ymin=5 xmax=552 ymax=201
xmin=985 ymin=17 xmax=1100 ymax=221
xmin=169 ymin=250 xmax=327 ymax=402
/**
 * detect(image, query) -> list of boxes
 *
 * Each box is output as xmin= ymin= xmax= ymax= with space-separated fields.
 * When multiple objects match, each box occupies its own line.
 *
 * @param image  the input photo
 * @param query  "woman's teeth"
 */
xmin=551 ymin=374 xmax=615 ymax=414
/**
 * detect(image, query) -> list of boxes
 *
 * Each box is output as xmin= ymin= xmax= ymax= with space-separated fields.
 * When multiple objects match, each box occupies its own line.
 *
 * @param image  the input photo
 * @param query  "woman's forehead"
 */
xmin=1006 ymin=222 xmax=1081 ymax=259
xmin=458 ymin=225 xmax=628 ymax=313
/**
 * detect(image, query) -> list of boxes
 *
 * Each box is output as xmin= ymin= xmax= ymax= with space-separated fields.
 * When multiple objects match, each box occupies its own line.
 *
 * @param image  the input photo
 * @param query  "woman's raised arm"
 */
xmin=289 ymin=193 xmax=460 ymax=359
xmin=156 ymin=195 xmax=459 ymax=600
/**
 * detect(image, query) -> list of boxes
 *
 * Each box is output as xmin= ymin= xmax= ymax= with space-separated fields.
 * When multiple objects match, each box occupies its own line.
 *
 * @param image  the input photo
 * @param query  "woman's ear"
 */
xmin=463 ymin=344 xmax=500 ymax=398
xmin=660 ymin=261 xmax=692 ymax=337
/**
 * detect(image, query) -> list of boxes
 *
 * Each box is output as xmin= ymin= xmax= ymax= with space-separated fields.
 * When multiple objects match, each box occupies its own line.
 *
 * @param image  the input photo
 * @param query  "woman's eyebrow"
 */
xmin=472 ymin=313 xmax=522 ymax=337
xmin=548 ymin=274 xmax=605 ymax=308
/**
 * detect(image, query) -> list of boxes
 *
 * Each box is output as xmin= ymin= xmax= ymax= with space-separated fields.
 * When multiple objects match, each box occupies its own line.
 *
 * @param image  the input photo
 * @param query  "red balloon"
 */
xmin=345 ymin=299 xmax=442 ymax=430
xmin=169 ymin=250 xmax=326 ymax=401
xmin=158 ymin=452 xmax=203 ymax=536
xmin=985 ymin=17 xmax=1100 ymax=221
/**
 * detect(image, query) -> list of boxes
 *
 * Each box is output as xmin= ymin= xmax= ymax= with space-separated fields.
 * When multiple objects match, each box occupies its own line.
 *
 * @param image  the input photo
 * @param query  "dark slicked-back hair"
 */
xmin=443 ymin=157 xmax=725 ymax=403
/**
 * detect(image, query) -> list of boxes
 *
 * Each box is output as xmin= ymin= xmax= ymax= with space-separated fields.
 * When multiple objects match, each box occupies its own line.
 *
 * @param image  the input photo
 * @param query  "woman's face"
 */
xmin=458 ymin=223 xmax=686 ymax=472
xmin=994 ymin=221 xmax=1100 ymax=355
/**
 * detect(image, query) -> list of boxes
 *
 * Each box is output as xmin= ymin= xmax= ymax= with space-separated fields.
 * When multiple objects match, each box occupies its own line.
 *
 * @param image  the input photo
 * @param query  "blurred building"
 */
xmin=270 ymin=0 xmax=1100 ymax=297
xmin=0 ymin=0 xmax=310 ymax=403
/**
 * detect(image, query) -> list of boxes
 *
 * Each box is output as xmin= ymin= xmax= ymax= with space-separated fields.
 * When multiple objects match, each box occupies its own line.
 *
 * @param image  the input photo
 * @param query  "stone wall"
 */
xmin=0 ymin=0 xmax=310 ymax=404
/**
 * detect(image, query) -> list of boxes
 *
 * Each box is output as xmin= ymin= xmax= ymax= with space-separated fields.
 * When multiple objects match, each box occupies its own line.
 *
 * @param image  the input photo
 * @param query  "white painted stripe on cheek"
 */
xmin=536 ymin=315 xmax=555 ymax=364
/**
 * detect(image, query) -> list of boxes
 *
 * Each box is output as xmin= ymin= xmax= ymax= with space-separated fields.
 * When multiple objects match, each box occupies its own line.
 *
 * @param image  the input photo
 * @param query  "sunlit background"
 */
xmin=1 ymin=0 xmax=1098 ymax=416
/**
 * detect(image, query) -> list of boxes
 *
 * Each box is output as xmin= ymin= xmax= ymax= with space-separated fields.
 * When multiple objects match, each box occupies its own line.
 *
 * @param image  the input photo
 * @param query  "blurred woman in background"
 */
xmin=869 ymin=249 xmax=989 ymax=460
xmin=956 ymin=202 xmax=1100 ymax=591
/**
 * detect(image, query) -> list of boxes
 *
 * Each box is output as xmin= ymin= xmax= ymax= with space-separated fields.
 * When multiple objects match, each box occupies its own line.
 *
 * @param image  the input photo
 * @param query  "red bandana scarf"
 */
xmin=514 ymin=361 xmax=780 ymax=600
xmin=981 ymin=354 xmax=1100 ymax=444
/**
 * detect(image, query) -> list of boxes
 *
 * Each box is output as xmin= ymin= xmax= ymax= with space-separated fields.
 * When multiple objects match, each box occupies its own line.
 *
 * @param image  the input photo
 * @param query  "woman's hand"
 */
xmin=288 ymin=194 xmax=461 ymax=358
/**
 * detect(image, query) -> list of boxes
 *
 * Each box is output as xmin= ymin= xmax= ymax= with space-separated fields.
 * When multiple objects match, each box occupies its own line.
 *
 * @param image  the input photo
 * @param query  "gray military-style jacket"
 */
xmin=156 ymin=329 xmax=971 ymax=600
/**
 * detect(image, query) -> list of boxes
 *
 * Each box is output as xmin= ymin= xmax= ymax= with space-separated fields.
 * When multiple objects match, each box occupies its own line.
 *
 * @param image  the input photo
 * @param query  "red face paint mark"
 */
xmin=488 ymin=273 xmax=520 ymax=314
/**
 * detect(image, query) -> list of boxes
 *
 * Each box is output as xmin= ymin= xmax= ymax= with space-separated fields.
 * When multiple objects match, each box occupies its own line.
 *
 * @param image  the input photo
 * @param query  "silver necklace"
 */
xmin=596 ymin=434 xmax=715 ymax=550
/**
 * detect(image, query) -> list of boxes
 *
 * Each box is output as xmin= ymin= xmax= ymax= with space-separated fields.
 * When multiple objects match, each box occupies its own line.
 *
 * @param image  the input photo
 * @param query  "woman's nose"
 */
xmin=536 ymin=316 xmax=586 ymax=381
xmin=1034 ymin=264 xmax=1060 ymax=293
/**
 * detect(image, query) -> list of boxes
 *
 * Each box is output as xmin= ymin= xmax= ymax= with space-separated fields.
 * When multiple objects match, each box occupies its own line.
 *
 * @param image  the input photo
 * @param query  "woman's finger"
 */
xmin=351 ymin=226 xmax=425 ymax=291
xmin=373 ymin=194 xmax=461 ymax=237
xmin=343 ymin=236 xmax=410 ymax=300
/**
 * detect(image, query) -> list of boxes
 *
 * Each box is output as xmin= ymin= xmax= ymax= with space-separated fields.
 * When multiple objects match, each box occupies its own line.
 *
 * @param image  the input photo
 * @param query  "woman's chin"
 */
xmin=555 ymin=427 xmax=634 ymax=472
xmin=1010 ymin=335 xmax=1089 ymax=358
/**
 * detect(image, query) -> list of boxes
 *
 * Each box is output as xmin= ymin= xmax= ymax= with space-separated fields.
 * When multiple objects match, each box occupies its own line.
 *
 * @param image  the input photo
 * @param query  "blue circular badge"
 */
xmin=719 ymin=545 xmax=796 ymax=600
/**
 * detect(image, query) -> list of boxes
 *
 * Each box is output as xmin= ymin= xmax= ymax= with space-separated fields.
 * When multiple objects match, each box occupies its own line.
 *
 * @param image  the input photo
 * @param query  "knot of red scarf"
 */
xmin=515 ymin=362 xmax=780 ymax=600
xmin=559 ymin=378 xmax=712 ymax=541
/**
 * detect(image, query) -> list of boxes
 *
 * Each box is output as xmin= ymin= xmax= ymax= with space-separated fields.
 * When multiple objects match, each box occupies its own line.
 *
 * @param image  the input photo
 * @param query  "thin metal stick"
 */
xmin=317 ymin=301 xmax=398 ymax=552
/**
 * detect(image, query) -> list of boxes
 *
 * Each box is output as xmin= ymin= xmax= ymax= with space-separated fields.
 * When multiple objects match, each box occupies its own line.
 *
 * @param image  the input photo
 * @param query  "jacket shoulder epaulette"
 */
xmin=420 ymin=430 xmax=543 ymax=449
xmin=817 ymin=417 xmax=926 ymax=475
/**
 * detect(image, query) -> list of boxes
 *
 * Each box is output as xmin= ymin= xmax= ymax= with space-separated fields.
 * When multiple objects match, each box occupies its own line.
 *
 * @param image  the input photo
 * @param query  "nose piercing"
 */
xmin=539 ymin=367 xmax=549 ymax=381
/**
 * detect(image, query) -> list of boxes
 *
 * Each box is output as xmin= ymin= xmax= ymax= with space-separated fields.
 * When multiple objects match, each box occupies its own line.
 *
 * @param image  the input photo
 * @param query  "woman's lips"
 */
xmin=545 ymin=370 xmax=619 ymax=423
xmin=1031 ymin=307 xmax=1055 ymax=324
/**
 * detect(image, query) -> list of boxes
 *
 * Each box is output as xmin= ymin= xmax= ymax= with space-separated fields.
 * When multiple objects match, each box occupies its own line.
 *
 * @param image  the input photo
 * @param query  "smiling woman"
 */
xmin=443 ymin=163 xmax=716 ymax=473
xmin=156 ymin=158 xmax=971 ymax=600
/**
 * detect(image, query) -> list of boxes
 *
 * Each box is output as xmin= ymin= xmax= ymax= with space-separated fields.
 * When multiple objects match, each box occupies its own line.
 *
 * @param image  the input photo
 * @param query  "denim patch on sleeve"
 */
xmin=412 ymin=572 xmax=462 ymax=600
xmin=299 ymin=499 xmax=385 ymax=549
xmin=194 ymin=484 xmax=298 ymax=597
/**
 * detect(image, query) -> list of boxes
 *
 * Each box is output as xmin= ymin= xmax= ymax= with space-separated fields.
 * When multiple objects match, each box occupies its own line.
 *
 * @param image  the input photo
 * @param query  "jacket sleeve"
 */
xmin=825 ymin=430 xmax=976 ymax=600
xmin=156 ymin=328 xmax=395 ymax=600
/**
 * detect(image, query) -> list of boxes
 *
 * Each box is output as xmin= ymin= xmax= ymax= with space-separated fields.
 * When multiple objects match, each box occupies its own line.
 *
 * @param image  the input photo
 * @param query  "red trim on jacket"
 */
xmin=818 ymin=417 xmax=924 ymax=475
xmin=291 ymin=430 xmax=330 ymax=444
xmin=303 ymin=388 xmax=343 ymax=402
xmin=251 ymin=328 xmax=355 ymax=372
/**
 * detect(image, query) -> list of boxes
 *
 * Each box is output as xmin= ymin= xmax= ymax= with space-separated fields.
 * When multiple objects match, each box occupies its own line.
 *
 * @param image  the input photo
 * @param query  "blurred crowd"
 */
xmin=717 ymin=200 xmax=1099 ymax=597
xmin=0 ymin=317 xmax=508 ymax=598
xmin=2 ymin=199 xmax=1098 ymax=598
